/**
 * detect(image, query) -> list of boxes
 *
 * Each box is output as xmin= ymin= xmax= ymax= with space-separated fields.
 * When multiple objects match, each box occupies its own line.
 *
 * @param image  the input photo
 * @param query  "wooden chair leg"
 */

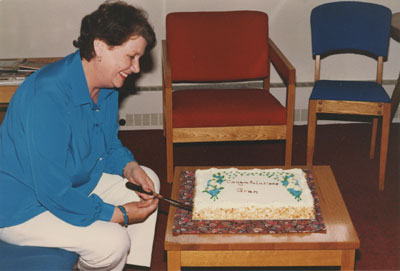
xmin=285 ymin=124 xmax=293 ymax=166
xmin=370 ymin=117 xmax=378 ymax=159
xmin=166 ymin=130 xmax=174 ymax=183
xmin=307 ymin=100 xmax=317 ymax=166
xmin=378 ymin=104 xmax=391 ymax=191
xmin=163 ymin=122 xmax=166 ymax=137
xmin=166 ymin=145 xmax=174 ymax=183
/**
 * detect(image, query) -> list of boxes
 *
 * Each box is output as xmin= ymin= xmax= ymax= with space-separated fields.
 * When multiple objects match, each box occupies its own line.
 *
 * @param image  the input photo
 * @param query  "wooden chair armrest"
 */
xmin=162 ymin=40 xmax=173 ymax=91
xmin=268 ymin=38 xmax=296 ymax=87
xmin=268 ymin=38 xmax=296 ymax=124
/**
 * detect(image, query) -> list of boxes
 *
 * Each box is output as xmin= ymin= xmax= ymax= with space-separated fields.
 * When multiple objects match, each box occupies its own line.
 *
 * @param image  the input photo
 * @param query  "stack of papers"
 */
xmin=0 ymin=59 xmax=46 ymax=86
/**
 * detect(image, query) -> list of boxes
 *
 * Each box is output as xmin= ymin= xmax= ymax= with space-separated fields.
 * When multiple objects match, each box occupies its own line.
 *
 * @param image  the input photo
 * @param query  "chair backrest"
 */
xmin=166 ymin=11 xmax=269 ymax=82
xmin=311 ymin=1 xmax=392 ymax=58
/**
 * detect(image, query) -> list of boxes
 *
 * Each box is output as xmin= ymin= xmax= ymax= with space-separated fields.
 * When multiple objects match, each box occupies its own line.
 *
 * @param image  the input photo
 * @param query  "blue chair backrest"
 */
xmin=311 ymin=1 xmax=392 ymax=58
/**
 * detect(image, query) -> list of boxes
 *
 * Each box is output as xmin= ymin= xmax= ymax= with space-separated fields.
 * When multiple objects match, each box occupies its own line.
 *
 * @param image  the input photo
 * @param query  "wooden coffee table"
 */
xmin=164 ymin=166 xmax=360 ymax=270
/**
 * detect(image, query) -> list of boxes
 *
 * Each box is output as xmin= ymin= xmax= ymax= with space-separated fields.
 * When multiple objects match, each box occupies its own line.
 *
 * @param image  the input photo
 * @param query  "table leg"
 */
xmin=0 ymin=104 xmax=7 ymax=124
xmin=167 ymin=251 xmax=181 ymax=271
xmin=340 ymin=250 xmax=356 ymax=271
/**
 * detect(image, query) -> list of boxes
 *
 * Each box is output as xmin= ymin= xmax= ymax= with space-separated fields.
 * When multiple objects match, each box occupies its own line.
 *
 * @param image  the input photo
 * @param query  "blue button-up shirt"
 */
xmin=0 ymin=51 xmax=134 ymax=227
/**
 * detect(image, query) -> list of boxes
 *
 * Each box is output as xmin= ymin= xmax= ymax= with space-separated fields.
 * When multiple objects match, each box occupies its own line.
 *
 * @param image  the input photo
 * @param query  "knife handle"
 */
xmin=125 ymin=182 xmax=154 ymax=196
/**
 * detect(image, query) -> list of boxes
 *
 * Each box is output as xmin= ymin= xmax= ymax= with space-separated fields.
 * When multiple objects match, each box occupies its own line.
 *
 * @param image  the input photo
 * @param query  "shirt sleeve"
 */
xmin=102 ymin=92 xmax=135 ymax=176
xmin=103 ymin=121 xmax=135 ymax=176
xmin=25 ymin=90 xmax=114 ymax=227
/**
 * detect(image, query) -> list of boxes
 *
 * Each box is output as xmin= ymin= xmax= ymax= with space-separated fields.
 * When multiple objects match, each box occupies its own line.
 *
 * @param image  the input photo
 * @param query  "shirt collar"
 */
xmin=65 ymin=50 xmax=115 ymax=107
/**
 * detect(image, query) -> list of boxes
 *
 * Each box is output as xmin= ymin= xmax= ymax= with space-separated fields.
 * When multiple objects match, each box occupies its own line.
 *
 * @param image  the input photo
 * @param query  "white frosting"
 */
xmin=193 ymin=168 xmax=315 ymax=220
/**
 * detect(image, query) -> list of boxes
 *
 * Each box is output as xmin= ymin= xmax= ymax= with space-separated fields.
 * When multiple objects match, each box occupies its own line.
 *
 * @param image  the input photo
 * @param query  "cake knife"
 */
xmin=125 ymin=182 xmax=192 ymax=212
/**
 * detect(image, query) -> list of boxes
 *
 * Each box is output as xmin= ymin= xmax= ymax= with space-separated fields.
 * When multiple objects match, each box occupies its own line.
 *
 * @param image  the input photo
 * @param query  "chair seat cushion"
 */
xmin=310 ymin=80 xmax=391 ymax=103
xmin=0 ymin=240 xmax=78 ymax=271
xmin=172 ymin=89 xmax=286 ymax=128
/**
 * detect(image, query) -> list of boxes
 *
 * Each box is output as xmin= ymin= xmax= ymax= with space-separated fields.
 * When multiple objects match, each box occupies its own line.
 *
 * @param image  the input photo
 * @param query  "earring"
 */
xmin=98 ymin=56 xmax=102 ymax=62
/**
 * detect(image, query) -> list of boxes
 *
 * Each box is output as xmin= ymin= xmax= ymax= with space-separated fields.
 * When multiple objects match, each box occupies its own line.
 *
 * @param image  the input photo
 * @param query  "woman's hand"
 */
xmin=123 ymin=161 xmax=155 ymax=200
xmin=111 ymin=198 xmax=159 ymax=225
xmin=124 ymin=199 xmax=159 ymax=224
xmin=109 ymin=161 xmax=159 ymax=226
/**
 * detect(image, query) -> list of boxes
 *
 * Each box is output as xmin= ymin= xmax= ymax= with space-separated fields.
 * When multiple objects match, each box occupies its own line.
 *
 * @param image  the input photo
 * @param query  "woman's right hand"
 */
xmin=111 ymin=198 xmax=159 ymax=225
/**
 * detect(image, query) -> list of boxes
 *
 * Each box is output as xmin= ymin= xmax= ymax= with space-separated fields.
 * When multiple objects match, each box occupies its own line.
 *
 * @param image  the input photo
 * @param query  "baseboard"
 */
xmin=118 ymin=109 xmax=400 ymax=130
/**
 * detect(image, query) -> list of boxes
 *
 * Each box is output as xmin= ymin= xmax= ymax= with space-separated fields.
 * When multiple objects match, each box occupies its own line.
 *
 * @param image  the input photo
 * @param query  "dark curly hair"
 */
xmin=73 ymin=0 xmax=156 ymax=61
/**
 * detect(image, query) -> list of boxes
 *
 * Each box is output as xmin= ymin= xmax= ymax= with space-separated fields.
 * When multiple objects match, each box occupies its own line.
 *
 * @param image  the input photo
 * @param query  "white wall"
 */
xmin=0 ymin=0 xmax=163 ymax=87
xmin=1 ymin=0 xmax=399 ymax=129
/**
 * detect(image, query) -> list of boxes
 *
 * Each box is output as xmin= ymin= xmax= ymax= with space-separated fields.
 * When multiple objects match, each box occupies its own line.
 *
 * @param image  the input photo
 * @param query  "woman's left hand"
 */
xmin=123 ymin=161 xmax=155 ymax=200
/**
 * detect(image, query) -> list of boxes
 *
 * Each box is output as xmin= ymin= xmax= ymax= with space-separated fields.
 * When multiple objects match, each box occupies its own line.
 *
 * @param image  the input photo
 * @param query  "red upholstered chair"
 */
xmin=162 ymin=11 xmax=296 ymax=182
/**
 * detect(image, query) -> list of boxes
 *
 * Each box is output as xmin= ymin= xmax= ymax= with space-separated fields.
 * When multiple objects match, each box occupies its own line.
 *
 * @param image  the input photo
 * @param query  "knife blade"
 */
xmin=125 ymin=182 xmax=192 ymax=212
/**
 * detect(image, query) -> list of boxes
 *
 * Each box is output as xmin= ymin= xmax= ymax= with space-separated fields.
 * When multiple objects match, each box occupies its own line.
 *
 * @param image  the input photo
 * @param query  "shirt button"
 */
xmin=99 ymin=157 xmax=103 ymax=161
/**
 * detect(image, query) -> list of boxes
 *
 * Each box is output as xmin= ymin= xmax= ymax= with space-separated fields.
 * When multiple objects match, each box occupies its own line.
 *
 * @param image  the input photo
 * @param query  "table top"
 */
xmin=0 ymin=57 xmax=61 ymax=104
xmin=392 ymin=12 xmax=400 ymax=41
xmin=165 ymin=165 xmax=360 ymax=251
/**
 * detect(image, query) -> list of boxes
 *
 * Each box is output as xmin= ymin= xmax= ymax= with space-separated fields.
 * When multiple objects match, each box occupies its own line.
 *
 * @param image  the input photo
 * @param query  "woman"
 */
xmin=0 ymin=1 xmax=159 ymax=270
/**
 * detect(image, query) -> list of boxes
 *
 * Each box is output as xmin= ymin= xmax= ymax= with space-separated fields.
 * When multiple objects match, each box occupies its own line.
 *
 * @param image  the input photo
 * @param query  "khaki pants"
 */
xmin=0 ymin=166 xmax=160 ymax=270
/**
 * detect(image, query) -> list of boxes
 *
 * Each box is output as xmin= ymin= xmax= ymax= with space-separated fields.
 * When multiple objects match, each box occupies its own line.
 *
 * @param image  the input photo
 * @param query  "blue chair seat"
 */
xmin=0 ymin=239 xmax=78 ymax=271
xmin=310 ymin=80 xmax=391 ymax=103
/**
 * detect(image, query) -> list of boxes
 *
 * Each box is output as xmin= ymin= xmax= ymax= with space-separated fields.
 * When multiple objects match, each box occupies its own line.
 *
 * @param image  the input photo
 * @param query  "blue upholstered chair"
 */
xmin=0 ymin=239 xmax=78 ymax=270
xmin=307 ymin=1 xmax=392 ymax=190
